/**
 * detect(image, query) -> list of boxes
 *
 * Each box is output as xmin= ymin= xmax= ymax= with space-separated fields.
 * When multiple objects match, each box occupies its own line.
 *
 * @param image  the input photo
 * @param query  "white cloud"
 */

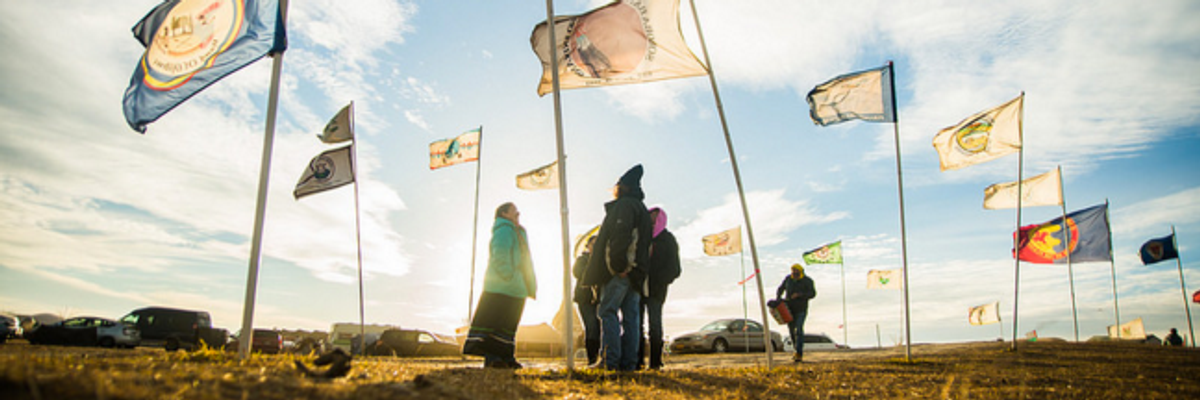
xmin=404 ymin=109 xmax=431 ymax=131
xmin=1112 ymin=186 xmax=1200 ymax=237
xmin=675 ymin=189 xmax=850 ymax=258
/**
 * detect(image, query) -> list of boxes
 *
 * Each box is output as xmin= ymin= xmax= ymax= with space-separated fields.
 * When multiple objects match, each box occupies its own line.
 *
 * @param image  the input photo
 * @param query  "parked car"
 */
xmin=228 ymin=329 xmax=284 ymax=354
xmin=119 ymin=307 xmax=227 ymax=351
xmin=26 ymin=316 xmax=140 ymax=348
xmin=0 ymin=313 xmax=20 ymax=343
xmin=366 ymin=328 xmax=460 ymax=357
xmin=669 ymin=319 xmax=783 ymax=354
xmin=782 ymin=333 xmax=848 ymax=353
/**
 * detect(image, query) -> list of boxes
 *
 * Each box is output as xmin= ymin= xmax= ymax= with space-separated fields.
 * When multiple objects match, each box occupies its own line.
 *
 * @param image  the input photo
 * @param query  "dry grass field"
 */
xmin=2 ymin=339 xmax=1199 ymax=399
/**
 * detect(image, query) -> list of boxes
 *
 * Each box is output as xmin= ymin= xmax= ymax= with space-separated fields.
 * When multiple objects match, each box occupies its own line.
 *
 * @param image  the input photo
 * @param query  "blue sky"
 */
xmin=2 ymin=0 xmax=1199 ymax=348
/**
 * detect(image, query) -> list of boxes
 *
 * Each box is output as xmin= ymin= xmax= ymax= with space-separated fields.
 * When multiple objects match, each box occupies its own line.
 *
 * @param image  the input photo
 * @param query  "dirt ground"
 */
xmin=2 ymin=339 xmax=1199 ymax=399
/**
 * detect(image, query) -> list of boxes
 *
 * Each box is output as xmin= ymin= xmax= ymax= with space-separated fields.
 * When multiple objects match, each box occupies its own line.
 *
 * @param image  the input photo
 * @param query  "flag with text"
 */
xmin=123 ymin=0 xmax=287 ymax=132
xmin=530 ymin=0 xmax=706 ymax=96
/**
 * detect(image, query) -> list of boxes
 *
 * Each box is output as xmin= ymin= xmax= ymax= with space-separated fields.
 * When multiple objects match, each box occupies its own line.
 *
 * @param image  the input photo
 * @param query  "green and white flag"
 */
xmin=802 ymin=241 xmax=843 ymax=264
xmin=866 ymin=269 xmax=901 ymax=290
xmin=294 ymin=145 xmax=355 ymax=199
xmin=317 ymin=103 xmax=354 ymax=144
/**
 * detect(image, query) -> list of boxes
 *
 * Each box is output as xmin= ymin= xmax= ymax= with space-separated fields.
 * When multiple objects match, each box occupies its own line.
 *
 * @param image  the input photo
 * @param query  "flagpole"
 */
xmin=1172 ymin=226 xmax=1194 ymax=347
xmin=542 ymin=0 xmax=576 ymax=370
xmin=841 ymin=260 xmax=847 ymax=347
xmin=741 ymin=247 xmax=748 ymax=353
xmin=349 ymin=103 xmax=367 ymax=351
xmin=467 ymin=126 xmax=484 ymax=321
xmin=884 ymin=61 xmax=913 ymax=362
xmin=1106 ymin=198 xmax=1120 ymax=331
xmin=1010 ymin=91 xmax=1025 ymax=351
xmin=689 ymin=0 xmax=775 ymax=367
xmin=1059 ymin=165 xmax=1079 ymax=342
xmin=238 ymin=0 xmax=288 ymax=360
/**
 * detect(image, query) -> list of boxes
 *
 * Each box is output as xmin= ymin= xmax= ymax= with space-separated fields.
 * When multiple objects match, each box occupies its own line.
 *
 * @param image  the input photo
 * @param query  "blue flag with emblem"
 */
xmin=1139 ymin=234 xmax=1179 ymax=265
xmin=1015 ymin=203 xmax=1111 ymax=264
xmin=123 ymin=0 xmax=287 ymax=133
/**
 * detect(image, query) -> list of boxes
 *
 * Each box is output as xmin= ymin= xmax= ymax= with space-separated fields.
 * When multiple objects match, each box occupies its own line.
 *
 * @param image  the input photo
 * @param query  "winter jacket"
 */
xmin=483 ymin=217 xmax=537 ymax=299
xmin=571 ymin=252 xmax=594 ymax=304
xmin=776 ymin=274 xmax=816 ymax=313
xmin=582 ymin=192 xmax=652 ymax=293
xmin=646 ymin=229 xmax=680 ymax=301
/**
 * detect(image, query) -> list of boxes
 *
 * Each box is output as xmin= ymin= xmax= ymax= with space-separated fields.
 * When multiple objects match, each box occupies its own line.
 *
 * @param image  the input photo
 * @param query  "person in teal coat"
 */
xmin=463 ymin=202 xmax=537 ymax=368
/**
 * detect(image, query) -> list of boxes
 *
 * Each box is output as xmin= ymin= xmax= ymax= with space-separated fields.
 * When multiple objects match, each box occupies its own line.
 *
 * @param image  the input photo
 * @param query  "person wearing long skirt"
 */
xmin=463 ymin=202 xmax=538 ymax=369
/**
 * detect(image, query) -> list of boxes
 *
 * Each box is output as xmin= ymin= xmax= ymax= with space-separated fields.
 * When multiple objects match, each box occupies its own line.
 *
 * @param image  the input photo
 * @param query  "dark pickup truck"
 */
xmin=120 ymin=307 xmax=228 ymax=351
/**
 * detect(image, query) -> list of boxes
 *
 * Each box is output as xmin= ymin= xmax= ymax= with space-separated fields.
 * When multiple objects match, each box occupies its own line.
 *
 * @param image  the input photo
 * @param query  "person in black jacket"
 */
xmin=637 ymin=207 xmax=680 ymax=370
xmin=583 ymin=165 xmax=652 ymax=371
xmin=572 ymin=236 xmax=601 ymax=364
xmin=776 ymin=263 xmax=816 ymax=362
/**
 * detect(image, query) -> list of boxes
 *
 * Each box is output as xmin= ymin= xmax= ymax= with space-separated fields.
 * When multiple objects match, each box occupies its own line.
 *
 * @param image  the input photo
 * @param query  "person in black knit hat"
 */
xmin=582 ymin=164 xmax=652 ymax=371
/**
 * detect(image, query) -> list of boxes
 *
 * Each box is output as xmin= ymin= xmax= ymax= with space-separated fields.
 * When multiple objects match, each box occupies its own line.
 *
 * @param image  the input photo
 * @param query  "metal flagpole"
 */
xmin=467 ymin=126 xmax=484 ymax=321
xmin=885 ymin=61 xmax=913 ymax=362
xmin=689 ymin=0 xmax=774 ymax=367
xmin=841 ymin=260 xmax=847 ymax=347
xmin=1059 ymin=165 xmax=1078 ymax=342
xmin=742 ymin=248 xmax=748 ymax=353
xmin=541 ymin=0 xmax=575 ymax=370
xmin=1172 ymin=226 xmax=1196 ymax=347
xmin=1010 ymin=92 xmax=1025 ymax=351
xmin=238 ymin=0 xmax=288 ymax=360
xmin=1106 ymin=199 xmax=1120 ymax=331
xmin=349 ymin=102 xmax=367 ymax=351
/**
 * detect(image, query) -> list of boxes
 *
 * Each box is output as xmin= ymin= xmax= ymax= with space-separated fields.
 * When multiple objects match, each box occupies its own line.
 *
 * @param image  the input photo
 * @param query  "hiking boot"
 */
xmin=792 ymin=353 xmax=803 ymax=363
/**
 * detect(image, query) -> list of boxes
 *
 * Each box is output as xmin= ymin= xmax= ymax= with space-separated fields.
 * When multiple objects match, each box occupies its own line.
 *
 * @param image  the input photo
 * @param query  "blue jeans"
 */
xmin=599 ymin=275 xmax=641 ymax=370
xmin=788 ymin=308 xmax=808 ymax=356
xmin=643 ymin=295 xmax=665 ymax=368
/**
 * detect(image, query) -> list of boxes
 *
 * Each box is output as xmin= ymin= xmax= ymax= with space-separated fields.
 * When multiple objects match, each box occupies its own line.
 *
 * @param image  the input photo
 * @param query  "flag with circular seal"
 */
xmin=294 ymin=145 xmax=354 ymax=199
xmin=1139 ymin=234 xmax=1178 ymax=265
xmin=516 ymin=161 xmax=559 ymax=190
xmin=802 ymin=241 xmax=843 ymax=264
xmin=123 ymin=0 xmax=287 ymax=133
xmin=932 ymin=94 xmax=1023 ymax=171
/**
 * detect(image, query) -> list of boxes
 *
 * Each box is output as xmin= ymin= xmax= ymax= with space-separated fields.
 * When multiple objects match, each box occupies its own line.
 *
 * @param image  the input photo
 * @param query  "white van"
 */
xmin=328 ymin=323 xmax=397 ymax=354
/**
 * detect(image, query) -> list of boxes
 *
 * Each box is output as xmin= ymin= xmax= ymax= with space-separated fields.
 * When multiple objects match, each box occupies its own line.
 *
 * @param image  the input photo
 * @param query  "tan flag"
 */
xmin=516 ymin=161 xmax=559 ymax=190
xmin=530 ymin=0 xmax=707 ymax=96
xmin=429 ymin=129 xmax=481 ymax=170
xmin=1108 ymin=318 xmax=1146 ymax=339
xmin=807 ymin=65 xmax=895 ymax=126
xmin=317 ymin=103 xmax=354 ymax=144
xmin=968 ymin=301 xmax=1001 ymax=325
xmin=702 ymin=226 xmax=741 ymax=256
xmin=932 ymin=94 xmax=1023 ymax=171
xmin=866 ymin=269 xmax=902 ymax=290
xmin=294 ymin=145 xmax=355 ymax=199
xmin=983 ymin=168 xmax=1063 ymax=209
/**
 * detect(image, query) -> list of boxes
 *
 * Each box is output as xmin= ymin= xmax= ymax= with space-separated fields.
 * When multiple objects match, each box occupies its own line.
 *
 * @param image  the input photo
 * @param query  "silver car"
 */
xmin=783 ymin=333 xmax=849 ymax=352
xmin=669 ymin=319 xmax=784 ymax=354
xmin=0 ymin=313 xmax=20 ymax=343
xmin=30 ymin=316 xmax=141 ymax=348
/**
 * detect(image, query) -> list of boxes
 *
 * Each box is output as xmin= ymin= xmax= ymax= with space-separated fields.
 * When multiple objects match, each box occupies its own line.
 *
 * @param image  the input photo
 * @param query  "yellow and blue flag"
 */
xmin=123 ymin=0 xmax=287 ymax=132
